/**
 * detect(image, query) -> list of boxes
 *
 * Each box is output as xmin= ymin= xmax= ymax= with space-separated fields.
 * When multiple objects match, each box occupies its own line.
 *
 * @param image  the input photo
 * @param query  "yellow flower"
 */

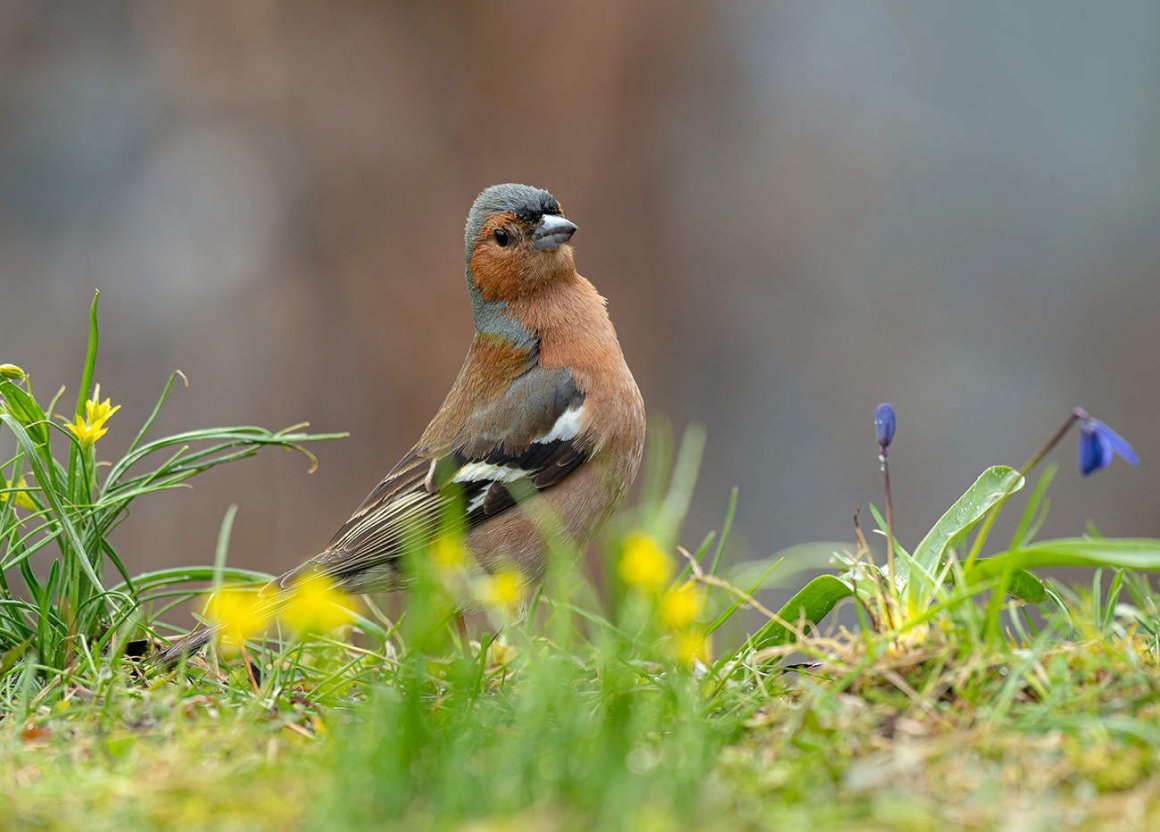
xmin=0 ymin=364 xmax=25 ymax=381
xmin=205 ymin=586 xmax=269 ymax=647
xmin=430 ymin=533 xmax=468 ymax=572
xmin=279 ymin=574 xmax=358 ymax=635
xmin=486 ymin=639 xmax=518 ymax=667
xmin=1 ymin=477 xmax=36 ymax=511
xmin=672 ymin=630 xmax=711 ymax=666
xmin=618 ymin=533 xmax=674 ymax=593
xmin=478 ymin=568 xmax=525 ymax=612
xmin=659 ymin=582 xmax=705 ymax=630
xmin=64 ymin=384 xmax=121 ymax=449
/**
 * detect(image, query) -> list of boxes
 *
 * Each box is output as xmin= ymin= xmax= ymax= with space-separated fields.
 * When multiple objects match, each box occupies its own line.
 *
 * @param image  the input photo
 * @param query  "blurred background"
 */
xmin=1 ymin=2 xmax=1157 ymax=606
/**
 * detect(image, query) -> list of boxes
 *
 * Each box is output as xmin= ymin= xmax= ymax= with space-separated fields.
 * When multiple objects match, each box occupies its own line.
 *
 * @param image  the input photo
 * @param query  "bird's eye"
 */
xmin=493 ymin=228 xmax=510 ymax=247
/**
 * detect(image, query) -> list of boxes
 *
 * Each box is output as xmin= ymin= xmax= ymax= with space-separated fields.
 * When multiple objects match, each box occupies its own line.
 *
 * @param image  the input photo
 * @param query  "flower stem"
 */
xmin=1019 ymin=408 xmax=1085 ymax=475
xmin=880 ymin=449 xmax=896 ymax=592
xmin=963 ymin=408 xmax=1085 ymax=570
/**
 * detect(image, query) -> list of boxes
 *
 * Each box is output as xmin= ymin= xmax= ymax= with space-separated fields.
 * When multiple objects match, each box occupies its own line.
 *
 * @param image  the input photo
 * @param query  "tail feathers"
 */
xmin=152 ymin=592 xmax=285 ymax=668
xmin=152 ymin=569 xmax=333 ymax=668
xmin=153 ymin=628 xmax=216 ymax=668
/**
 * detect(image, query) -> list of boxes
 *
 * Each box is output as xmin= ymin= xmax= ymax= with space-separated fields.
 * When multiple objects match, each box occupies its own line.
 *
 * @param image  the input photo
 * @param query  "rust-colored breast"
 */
xmin=419 ymin=334 xmax=536 ymax=451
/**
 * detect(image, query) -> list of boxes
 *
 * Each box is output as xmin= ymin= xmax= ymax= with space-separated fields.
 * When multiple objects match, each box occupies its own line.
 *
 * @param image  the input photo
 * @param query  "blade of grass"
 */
xmin=1009 ymin=465 xmax=1057 ymax=549
xmin=709 ymin=486 xmax=738 ymax=577
xmin=125 ymin=370 xmax=188 ymax=456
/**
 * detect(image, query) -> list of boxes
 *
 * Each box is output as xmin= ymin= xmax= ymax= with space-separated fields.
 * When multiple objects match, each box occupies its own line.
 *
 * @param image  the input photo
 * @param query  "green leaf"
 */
xmin=1005 ymin=569 xmax=1047 ymax=603
xmin=0 ymin=380 xmax=50 ymax=449
xmin=0 ymin=635 xmax=33 ymax=677
xmin=0 ymin=413 xmax=105 ymax=594
xmin=74 ymin=291 xmax=100 ymax=420
xmin=67 ymin=291 xmax=101 ymax=502
xmin=968 ymin=539 xmax=1160 ymax=582
xmin=656 ymin=424 xmax=705 ymax=548
xmin=108 ymin=566 xmax=272 ymax=597
xmin=910 ymin=465 xmax=1024 ymax=583
xmin=126 ymin=369 xmax=188 ymax=456
xmin=747 ymin=574 xmax=852 ymax=652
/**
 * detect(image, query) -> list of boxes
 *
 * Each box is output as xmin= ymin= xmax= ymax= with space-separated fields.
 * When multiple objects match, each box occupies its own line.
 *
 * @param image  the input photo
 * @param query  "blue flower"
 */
xmin=1077 ymin=416 xmax=1139 ymax=476
xmin=874 ymin=403 xmax=896 ymax=450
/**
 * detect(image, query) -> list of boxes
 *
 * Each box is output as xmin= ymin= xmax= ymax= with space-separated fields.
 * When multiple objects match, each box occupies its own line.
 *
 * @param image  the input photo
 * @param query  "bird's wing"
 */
xmin=279 ymin=366 xmax=588 ymax=588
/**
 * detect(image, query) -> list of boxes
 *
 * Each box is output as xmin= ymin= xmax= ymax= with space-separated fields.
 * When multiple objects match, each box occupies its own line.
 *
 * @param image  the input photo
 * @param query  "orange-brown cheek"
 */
xmin=470 ymin=246 xmax=528 ymax=302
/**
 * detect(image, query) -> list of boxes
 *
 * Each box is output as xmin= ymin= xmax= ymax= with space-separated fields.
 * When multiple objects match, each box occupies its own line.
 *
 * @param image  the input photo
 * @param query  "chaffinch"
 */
xmin=159 ymin=183 xmax=645 ymax=662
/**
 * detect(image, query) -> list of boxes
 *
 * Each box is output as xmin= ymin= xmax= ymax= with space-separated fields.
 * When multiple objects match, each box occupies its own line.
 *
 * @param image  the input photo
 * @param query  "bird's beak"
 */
xmin=532 ymin=214 xmax=578 ymax=251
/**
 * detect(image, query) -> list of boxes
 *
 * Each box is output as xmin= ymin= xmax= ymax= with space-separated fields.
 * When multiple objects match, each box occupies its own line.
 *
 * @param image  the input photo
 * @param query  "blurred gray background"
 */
xmin=1 ymin=2 xmax=1157 ymax=597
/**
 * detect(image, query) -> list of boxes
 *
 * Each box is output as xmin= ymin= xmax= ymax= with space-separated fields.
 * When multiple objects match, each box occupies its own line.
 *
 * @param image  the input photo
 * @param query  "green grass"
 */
xmin=3 ymin=299 xmax=1160 ymax=830
xmin=1 ymin=578 xmax=1157 ymax=831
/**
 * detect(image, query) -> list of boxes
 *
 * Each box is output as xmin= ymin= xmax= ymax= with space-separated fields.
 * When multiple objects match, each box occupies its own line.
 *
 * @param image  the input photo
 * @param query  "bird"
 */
xmin=157 ymin=183 xmax=646 ymax=663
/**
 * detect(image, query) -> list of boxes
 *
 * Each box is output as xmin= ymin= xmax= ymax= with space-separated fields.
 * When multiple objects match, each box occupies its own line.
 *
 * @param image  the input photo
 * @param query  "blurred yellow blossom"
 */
xmin=1 ymin=477 xmax=36 ymax=511
xmin=279 ymin=574 xmax=359 ymax=634
xmin=478 ymin=568 xmax=525 ymax=612
xmin=660 ymin=582 xmax=705 ymax=630
xmin=0 ymin=364 xmax=25 ymax=381
xmin=205 ymin=587 xmax=269 ymax=647
xmin=431 ymin=533 xmax=468 ymax=572
xmin=672 ymin=630 xmax=711 ymax=666
xmin=64 ymin=384 xmax=120 ymax=449
xmin=618 ymin=533 xmax=674 ymax=593
xmin=486 ymin=639 xmax=518 ymax=667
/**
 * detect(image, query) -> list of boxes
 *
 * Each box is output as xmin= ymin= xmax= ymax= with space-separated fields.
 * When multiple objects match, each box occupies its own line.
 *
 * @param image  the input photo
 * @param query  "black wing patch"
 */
xmin=449 ymin=365 xmax=588 ymax=526
xmin=453 ymin=433 xmax=589 ymax=527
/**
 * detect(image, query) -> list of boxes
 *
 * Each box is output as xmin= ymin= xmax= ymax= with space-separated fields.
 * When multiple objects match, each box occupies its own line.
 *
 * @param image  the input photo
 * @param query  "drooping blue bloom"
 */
xmin=875 ymin=403 xmax=896 ymax=450
xmin=1077 ymin=416 xmax=1139 ymax=476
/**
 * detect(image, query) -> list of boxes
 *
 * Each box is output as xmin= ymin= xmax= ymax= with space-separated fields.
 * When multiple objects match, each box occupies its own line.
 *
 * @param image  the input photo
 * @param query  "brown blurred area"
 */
xmin=1 ymin=2 xmax=1158 ymax=595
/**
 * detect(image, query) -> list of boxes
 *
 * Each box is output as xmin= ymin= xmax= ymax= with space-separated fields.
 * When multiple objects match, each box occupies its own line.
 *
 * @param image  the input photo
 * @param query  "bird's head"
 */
xmin=463 ymin=184 xmax=578 ymax=339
